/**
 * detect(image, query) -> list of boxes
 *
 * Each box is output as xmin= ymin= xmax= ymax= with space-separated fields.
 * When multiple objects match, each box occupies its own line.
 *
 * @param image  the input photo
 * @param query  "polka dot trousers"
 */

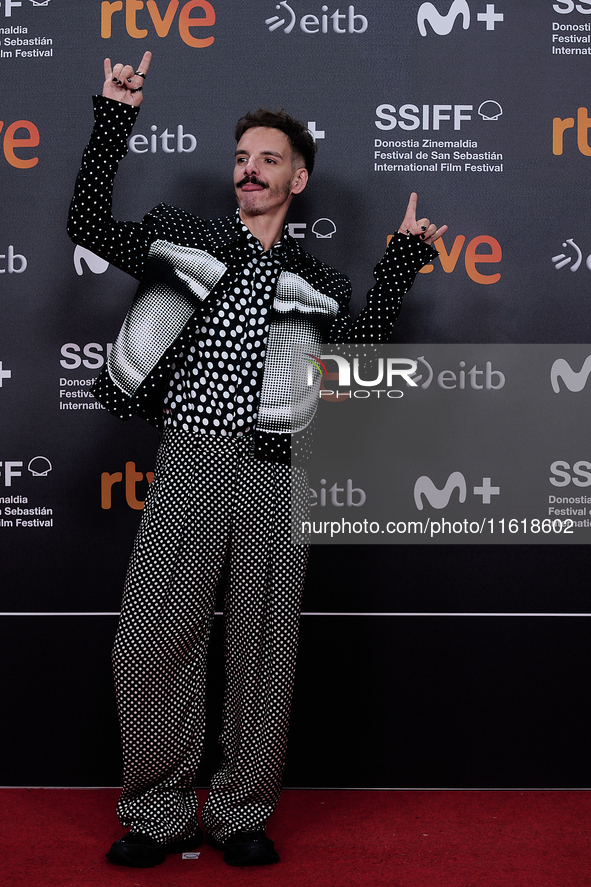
xmin=111 ymin=429 xmax=309 ymax=844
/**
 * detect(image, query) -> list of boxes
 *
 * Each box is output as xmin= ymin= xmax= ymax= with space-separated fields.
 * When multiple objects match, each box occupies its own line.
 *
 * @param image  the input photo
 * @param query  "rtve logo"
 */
xmin=0 ymin=119 xmax=39 ymax=168
xmin=414 ymin=471 xmax=500 ymax=510
xmin=417 ymin=0 xmax=504 ymax=36
xmin=553 ymin=107 xmax=591 ymax=155
xmin=101 ymin=461 xmax=154 ymax=510
xmin=101 ymin=0 xmax=215 ymax=48
xmin=266 ymin=2 xmax=368 ymax=34
xmin=550 ymin=356 xmax=591 ymax=392
xmin=388 ymin=232 xmax=502 ymax=284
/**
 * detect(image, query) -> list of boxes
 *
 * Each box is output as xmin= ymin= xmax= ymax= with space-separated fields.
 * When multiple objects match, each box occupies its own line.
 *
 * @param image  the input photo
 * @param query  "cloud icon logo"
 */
xmin=27 ymin=456 xmax=53 ymax=476
xmin=311 ymin=218 xmax=337 ymax=239
xmin=478 ymin=100 xmax=503 ymax=121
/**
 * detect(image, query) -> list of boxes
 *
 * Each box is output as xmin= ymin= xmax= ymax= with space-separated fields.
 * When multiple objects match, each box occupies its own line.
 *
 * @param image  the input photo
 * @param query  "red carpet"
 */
xmin=1 ymin=788 xmax=590 ymax=886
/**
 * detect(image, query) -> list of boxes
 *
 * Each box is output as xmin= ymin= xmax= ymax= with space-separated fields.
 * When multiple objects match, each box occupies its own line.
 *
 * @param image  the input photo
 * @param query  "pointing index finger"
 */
xmin=405 ymin=191 xmax=418 ymax=219
xmin=136 ymin=50 xmax=152 ymax=75
xmin=104 ymin=57 xmax=112 ymax=80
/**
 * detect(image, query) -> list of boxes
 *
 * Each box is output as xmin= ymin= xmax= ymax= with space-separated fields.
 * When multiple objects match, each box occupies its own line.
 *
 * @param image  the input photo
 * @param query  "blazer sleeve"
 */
xmin=327 ymin=232 xmax=438 ymax=344
xmin=67 ymin=95 xmax=156 ymax=280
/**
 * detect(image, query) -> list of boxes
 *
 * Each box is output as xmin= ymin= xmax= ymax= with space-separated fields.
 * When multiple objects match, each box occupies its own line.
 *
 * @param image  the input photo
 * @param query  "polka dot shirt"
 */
xmin=163 ymin=218 xmax=284 ymax=438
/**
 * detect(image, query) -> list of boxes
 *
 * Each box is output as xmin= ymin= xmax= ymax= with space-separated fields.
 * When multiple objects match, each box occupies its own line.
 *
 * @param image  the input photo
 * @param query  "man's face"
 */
xmin=234 ymin=126 xmax=304 ymax=217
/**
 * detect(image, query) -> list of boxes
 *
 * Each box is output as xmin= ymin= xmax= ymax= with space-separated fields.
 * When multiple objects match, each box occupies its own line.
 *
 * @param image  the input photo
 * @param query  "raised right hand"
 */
xmin=102 ymin=50 xmax=152 ymax=107
xmin=398 ymin=192 xmax=447 ymax=246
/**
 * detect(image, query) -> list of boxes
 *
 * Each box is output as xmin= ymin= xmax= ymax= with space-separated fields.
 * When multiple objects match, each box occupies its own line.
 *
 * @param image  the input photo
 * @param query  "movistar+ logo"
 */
xmin=414 ymin=472 xmax=500 ymax=509
xmin=551 ymin=356 xmax=591 ymax=392
xmin=417 ymin=0 xmax=504 ymax=36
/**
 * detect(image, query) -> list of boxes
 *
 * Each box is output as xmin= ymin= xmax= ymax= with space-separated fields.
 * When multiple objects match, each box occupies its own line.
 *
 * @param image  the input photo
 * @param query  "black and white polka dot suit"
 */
xmin=68 ymin=96 xmax=437 ymax=843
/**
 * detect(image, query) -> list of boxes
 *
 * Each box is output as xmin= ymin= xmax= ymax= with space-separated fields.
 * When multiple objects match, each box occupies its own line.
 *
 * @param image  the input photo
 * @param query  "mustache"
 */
xmin=236 ymin=175 xmax=269 ymax=189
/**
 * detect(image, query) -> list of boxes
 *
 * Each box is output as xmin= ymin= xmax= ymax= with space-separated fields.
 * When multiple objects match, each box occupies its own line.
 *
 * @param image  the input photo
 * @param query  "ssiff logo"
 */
xmin=288 ymin=218 xmax=336 ymax=239
xmin=417 ymin=0 xmax=504 ymax=35
xmin=375 ymin=102 xmax=503 ymax=132
xmin=0 ymin=0 xmax=52 ymax=17
xmin=0 ymin=456 xmax=53 ymax=486
xmin=553 ymin=2 xmax=591 ymax=13
xmin=550 ymin=356 xmax=591 ymax=392
xmin=101 ymin=0 xmax=216 ymax=48
xmin=60 ymin=342 xmax=112 ymax=369
xmin=1 ymin=1 xmax=22 ymax=15
xmin=266 ymin=1 xmax=368 ymax=33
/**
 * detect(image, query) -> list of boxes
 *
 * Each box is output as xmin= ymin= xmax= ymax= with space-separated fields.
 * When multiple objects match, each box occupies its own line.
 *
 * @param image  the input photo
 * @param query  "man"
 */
xmin=68 ymin=51 xmax=446 ymax=869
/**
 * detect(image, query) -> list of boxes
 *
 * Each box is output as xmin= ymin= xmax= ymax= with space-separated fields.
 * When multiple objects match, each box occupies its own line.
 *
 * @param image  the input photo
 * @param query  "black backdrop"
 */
xmin=2 ymin=0 xmax=591 ymax=788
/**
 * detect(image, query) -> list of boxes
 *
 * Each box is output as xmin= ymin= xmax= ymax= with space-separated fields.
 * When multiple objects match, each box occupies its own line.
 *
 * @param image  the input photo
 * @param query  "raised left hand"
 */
xmin=103 ymin=50 xmax=152 ymax=107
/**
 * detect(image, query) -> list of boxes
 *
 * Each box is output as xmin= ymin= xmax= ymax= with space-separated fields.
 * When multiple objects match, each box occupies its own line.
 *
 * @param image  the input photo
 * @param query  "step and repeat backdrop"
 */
xmin=2 ymin=0 xmax=591 ymax=789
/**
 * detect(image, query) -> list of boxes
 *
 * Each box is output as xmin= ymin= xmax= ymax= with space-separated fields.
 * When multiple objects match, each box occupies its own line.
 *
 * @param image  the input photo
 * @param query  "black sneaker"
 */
xmin=206 ymin=829 xmax=280 ymax=866
xmin=106 ymin=827 xmax=204 ymax=868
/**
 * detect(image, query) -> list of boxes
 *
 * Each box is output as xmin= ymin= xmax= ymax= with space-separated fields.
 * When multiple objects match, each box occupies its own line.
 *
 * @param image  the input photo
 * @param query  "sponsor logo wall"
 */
xmin=2 ymin=0 xmax=591 ymax=789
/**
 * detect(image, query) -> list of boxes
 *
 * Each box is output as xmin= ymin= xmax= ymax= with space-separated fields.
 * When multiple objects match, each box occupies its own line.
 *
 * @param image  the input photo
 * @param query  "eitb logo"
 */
xmin=266 ymin=1 xmax=368 ymax=34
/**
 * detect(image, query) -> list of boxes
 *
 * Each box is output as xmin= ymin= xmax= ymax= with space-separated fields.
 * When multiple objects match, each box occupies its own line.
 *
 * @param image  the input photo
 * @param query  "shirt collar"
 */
xmin=234 ymin=208 xmax=287 ymax=260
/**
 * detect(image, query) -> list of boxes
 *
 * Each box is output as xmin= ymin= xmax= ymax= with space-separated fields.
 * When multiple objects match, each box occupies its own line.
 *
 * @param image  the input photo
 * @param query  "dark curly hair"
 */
xmin=235 ymin=108 xmax=318 ymax=175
